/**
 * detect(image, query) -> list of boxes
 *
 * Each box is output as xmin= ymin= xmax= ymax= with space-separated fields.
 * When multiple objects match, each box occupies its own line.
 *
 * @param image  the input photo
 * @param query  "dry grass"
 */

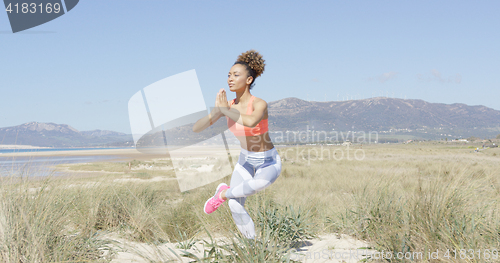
xmin=0 ymin=141 xmax=499 ymax=262
xmin=274 ymin=142 xmax=500 ymax=262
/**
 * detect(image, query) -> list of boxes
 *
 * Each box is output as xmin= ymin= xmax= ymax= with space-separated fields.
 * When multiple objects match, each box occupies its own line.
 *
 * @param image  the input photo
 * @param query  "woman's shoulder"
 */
xmin=252 ymin=96 xmax=268 ymax=107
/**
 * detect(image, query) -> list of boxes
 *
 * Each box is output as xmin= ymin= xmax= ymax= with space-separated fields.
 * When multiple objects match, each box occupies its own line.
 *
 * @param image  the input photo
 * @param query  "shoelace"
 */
xmin=209 ymin=194 xmax=224 ymax=208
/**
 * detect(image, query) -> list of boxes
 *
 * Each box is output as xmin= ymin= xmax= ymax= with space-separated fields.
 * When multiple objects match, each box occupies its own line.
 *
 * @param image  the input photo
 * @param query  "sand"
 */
xmin=100 ymin=232 xmax=375 ymax=263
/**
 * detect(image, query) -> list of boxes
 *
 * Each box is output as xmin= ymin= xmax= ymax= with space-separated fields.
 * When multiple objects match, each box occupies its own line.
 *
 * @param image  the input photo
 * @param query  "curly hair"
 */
xmin=234 ymin=50 xmax=265 ymax=89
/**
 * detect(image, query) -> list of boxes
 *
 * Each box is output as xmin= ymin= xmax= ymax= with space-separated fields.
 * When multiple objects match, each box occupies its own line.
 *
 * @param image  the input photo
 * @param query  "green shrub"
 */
xmin=254 ymin=199 xmax=315 ymax=247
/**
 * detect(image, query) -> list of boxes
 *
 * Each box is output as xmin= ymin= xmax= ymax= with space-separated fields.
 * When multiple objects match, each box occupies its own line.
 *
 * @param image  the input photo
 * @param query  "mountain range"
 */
xmin=1 ymin=97 xmax=499 ymax=147
xmin=0 ymin=122 xmax=132 ymax=147
xmin=268 ymin=97 xmax=500 ymax=138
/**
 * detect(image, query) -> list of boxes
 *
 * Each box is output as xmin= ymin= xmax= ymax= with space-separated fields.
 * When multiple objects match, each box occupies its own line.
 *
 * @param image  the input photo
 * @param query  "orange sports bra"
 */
xmin=226 ymin=95 xmax=269 ymax=136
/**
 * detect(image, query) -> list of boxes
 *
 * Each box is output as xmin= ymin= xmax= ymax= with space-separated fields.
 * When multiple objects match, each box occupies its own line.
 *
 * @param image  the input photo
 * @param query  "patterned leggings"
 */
xmin=224 ymin=147 xmax=282 ymax=239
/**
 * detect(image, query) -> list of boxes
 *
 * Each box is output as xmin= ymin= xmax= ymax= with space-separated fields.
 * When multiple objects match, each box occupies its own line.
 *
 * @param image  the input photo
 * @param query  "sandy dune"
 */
xmin=100 ymin=232 xmax=374 ymax=263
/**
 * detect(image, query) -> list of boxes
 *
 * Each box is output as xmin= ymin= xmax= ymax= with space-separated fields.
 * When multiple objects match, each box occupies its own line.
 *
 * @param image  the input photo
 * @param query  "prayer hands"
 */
xmin=214 ymin=88 xmax=229 ymax=116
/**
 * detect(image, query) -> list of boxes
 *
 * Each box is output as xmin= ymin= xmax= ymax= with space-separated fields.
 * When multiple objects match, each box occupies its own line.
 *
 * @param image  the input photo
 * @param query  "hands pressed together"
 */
xmin=214 ymin=88 xmax=229 ymax=117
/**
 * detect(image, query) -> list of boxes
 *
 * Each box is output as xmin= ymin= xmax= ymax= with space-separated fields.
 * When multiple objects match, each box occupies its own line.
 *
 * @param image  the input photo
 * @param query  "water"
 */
xmin=0 ymin=147 xmax=128 ymax=177
xmin=0 ymin=147 xmax=131 ymax=154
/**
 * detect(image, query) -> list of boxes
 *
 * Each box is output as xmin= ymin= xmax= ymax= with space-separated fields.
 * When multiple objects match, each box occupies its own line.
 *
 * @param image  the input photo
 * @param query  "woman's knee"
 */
xmin=242 ymin=188 xmax=259 ymax=197
xmin=245 ymin=180 xmax=271 ymax=195
xmin=252 ymin=167 xmax=280 ymax=188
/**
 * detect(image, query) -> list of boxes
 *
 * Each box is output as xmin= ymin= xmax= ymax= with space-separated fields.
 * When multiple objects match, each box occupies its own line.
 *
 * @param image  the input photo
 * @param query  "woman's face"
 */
xmin=228 ymin=64 xmax=252 ymax=92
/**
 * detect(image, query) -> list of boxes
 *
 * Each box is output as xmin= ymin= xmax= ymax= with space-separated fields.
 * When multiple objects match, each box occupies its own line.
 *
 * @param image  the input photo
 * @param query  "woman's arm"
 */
xmin=192 ymin=89 xmax=227 ymax=133
xmin=221 ymin=100 xmax=267 ymax=128
xmin=192 ymin=109 xmax=224 ymax=133
xmin=218 ymin=90 xmax=267 ymax=128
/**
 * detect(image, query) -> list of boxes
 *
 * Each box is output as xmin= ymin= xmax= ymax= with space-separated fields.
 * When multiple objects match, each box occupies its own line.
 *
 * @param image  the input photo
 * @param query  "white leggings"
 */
xmin=224 ymin=147 xmax=282 ymax=239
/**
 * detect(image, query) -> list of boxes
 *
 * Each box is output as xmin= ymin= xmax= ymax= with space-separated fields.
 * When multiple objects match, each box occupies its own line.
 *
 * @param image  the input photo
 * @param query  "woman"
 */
xmin=192 ymin=50 xmax=281 ymax=240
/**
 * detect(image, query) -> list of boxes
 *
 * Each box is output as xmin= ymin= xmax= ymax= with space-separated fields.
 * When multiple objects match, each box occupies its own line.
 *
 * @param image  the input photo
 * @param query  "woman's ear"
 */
xmin=246 ymin=76 xmax=253 ymax=85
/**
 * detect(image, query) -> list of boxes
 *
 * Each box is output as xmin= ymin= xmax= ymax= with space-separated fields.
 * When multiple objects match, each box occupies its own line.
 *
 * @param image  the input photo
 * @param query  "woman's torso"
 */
xmin=227 ymin=95 xmax=274 ymax=152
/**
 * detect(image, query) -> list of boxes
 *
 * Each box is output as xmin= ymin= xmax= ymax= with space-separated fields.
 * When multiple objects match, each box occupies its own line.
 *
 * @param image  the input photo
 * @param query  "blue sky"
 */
xmin=1 ymin=1 xmax=499 ymax=133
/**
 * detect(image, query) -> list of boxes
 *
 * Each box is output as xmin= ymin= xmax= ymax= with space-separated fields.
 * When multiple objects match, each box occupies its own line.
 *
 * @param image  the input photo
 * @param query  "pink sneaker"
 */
xmin=204 ymin=183 xmax=230 ymax=214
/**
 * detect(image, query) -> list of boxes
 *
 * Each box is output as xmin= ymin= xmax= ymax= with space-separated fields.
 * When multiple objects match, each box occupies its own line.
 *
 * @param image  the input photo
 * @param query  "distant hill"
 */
xmin=267 ymin=97 xmax=500 ymax=139
xmin=0 ymin=122 xmax=133 ymax=147
xmin=1 ymin=98 xmax=499 ymax=147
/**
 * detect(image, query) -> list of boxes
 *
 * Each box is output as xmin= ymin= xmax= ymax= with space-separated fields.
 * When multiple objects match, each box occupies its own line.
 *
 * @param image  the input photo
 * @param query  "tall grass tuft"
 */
xmin=253 ymin=198 xmax=315 ymax=247
xmin=169 ymin=197 xmax=316 ymax=262
xmin=335 ymin=164 xmax=500 ymax=261
xmin=0 ymin=176 xmax=110 ymax=262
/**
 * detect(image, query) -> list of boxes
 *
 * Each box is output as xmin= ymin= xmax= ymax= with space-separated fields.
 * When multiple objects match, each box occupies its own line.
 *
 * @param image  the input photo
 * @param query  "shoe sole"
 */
xmin=204 ymin=183 xmax=228 ymax=214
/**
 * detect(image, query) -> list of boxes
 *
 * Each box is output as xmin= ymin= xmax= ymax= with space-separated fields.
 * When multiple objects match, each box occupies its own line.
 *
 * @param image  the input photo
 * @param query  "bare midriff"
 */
xmin=235 ymin=132 xmax=274 ymax=152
